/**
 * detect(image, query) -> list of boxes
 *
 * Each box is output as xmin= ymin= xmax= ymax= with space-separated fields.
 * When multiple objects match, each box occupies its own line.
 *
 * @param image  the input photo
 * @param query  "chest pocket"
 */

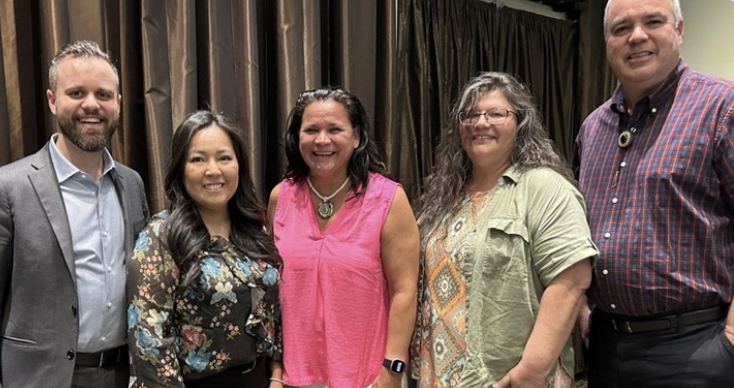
xmin=479 ymin=217 xmax=529 ymax=278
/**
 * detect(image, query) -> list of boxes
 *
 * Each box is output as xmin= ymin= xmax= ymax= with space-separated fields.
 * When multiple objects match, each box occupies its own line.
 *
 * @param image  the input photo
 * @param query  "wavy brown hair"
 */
xmin=416 ymin=72 xmax=574 ymax=243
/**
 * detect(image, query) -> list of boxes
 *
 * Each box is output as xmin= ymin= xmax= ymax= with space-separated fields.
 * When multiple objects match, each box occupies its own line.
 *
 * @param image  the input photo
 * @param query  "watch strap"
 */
xmin=382 ymin=358 xmax=406 ymax=374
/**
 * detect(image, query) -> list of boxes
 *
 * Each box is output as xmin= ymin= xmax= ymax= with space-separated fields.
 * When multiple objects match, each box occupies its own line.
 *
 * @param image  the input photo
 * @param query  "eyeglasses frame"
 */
xmin=458 ymin=108 xmax=518 ymax=126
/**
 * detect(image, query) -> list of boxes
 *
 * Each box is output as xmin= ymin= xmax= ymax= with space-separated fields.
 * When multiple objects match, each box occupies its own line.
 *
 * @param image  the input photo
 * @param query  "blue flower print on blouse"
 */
xmin=127 ymin=305 xmax=141 ymax=328
xmin=134 ymin=232 xmax=151 ymax=253
xmin=263 ymin=266 xmax=278 ymax=286
xmin=135 ymin=327 xmax=161 ymax=356
xmin=200 ymin=257 xmax=222 ymax=279
xmin=236 ymin=257 xmax=253 ymax=276
xmin=185 ymin=347 xmax=212 ymax=372
xmin=127 ymin=212 xmax=282 ymax=387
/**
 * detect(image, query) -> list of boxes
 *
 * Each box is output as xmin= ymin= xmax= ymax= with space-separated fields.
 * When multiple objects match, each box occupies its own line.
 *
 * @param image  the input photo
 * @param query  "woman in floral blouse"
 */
xmin=127 ymin=110 xmax=283 ymax=388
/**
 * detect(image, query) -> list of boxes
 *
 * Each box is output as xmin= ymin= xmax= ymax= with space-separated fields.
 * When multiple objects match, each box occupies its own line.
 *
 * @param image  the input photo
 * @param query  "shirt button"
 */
xmin=651 ymin=108 xmax=657 ymax=114
xmin=620 ymin=161 xmax=627 ymax=168
xmin=101 ymin=336 xmax=107 ymax=342
xmin=611 ymin=198 xmax=618 ymax=204
xmin=107 ymin=266 xmax=112 ymax=273
xmin=106 ymin=302 xmax=112 ymax=308
xmin=602 ymin=269 xmax=609 ymax=275
xmin=71 ymin=304 xmax=78 ymax=317
xmin=67 ymin=349 xmax=75 ymax=360
xmin=610 ymin=304 xmax=617 ymax=309
xmin=604 ymin=232 xmax=611 ymax=239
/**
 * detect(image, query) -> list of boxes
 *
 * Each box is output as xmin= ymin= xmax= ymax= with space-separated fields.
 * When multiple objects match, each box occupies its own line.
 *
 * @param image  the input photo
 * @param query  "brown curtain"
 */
xmin=576 ymin=0 xmax=616 ymax=131
xmin=0 ymin=0 xmax=397 ymax=212
xmin=496 ymin=6 xmax=578 ymax=161
xmin=395 ymin=0 xmax=583 ymax=200
xmin=0 ymin=0 xmax=610 ymax=209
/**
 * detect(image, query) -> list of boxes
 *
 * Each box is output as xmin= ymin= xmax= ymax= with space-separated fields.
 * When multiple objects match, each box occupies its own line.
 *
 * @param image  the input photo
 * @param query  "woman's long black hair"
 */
xmin=164 ymin=110 xmax=281 ymax=286
xmin=283 ymin=87 xmax=388 ymax=196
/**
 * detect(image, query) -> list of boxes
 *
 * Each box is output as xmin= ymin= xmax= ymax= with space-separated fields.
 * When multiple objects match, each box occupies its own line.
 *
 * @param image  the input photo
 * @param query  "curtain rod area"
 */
xmin=480 ymin=0 xmax=569 ymax=20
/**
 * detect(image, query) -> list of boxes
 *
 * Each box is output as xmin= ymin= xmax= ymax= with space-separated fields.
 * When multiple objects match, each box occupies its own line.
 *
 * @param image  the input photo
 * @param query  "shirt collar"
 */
xmin=48 ymin=133 xmax=117 ymax=183
xmin=610 ymin=59 xmax=688 ymax=116
xmin=500 ymin=165 xmax=522 ymax=185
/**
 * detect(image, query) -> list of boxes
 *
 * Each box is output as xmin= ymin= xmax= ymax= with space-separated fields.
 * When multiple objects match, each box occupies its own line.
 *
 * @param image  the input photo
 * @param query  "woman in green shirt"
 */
xmin=412 ymin=72 xmax=597 ymax=388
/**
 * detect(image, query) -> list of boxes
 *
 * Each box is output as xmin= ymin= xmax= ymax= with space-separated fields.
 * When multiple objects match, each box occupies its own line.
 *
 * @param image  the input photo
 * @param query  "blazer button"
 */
xmin=71 ymin=304 xmax=78 ymax=317
xmin=67 ymin=349 xmax=75 ymax=360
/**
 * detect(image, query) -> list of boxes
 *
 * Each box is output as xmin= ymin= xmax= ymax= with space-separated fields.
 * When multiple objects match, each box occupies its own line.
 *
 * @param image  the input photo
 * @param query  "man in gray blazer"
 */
xmin=0 ymin=40 xmax=149 ymax=388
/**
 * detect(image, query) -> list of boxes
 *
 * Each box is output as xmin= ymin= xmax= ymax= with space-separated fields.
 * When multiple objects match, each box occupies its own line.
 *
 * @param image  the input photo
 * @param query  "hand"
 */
xmin=268 ymin=382 xmax=284 ymax=388
xmin=493 ymin=362 xmax=548 ymax=388
xmin=369 ymin=368 xmax=402 ymax=388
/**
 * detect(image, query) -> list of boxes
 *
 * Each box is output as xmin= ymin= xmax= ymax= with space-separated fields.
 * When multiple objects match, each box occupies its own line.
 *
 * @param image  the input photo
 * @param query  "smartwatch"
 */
xmin=382 ymin=358 xmax=406 ymax=374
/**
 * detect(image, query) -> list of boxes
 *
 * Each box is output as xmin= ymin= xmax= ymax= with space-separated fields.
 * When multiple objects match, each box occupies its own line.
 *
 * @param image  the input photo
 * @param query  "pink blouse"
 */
xmin=273 ymin=173 xmax=398 ymax=387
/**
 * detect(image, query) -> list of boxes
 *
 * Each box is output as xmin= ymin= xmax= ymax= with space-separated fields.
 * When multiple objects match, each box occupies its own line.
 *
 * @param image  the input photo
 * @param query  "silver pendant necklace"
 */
xmin=307 ymin=177 xmax=350 ymax=219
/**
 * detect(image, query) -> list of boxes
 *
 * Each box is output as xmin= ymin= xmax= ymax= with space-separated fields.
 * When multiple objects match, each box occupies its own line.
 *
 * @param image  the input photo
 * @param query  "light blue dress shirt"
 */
xmin=49 ymin=135 xmax=126 ymax=352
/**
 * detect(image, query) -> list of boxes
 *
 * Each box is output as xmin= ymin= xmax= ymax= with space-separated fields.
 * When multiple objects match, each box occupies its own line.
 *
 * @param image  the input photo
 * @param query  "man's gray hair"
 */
xmin=603 ymin=0 xmax=683 ymax=38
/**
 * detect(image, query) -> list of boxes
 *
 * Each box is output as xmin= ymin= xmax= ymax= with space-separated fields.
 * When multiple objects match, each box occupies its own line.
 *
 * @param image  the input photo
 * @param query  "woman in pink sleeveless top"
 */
xmin=267 ymin=87 xmax=419 ymax=388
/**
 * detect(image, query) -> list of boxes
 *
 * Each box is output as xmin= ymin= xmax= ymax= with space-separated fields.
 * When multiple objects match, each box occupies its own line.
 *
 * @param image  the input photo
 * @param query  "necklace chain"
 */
xmin=307 ymin=177 xmax=350 ymax=202
xmin=307 ymin=177 xmax=350 ymax=219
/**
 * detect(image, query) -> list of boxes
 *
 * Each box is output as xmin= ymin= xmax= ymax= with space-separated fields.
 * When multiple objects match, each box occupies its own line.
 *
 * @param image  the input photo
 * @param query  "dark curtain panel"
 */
xmin=577 ymin=0 xmax=616 ymax=124
xmin=496 ymin=7 xmax=578 ymax=161
xmin=0 ymin=0 xmax=397 ymax=212
xmin=395 ymin=0 xmax=499 ymax=199
xmin=1 ymin=0 xmax=610 ymax=208
xmin=396 ymin=0 xmax=582 ymax=199
xmin=573 ymin=0 xmax=616 ymax=178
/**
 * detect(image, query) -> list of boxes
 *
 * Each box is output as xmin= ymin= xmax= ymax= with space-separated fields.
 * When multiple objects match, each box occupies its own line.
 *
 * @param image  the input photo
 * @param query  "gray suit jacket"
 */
xmin=0 ymin=143 xmax=149 ymax=388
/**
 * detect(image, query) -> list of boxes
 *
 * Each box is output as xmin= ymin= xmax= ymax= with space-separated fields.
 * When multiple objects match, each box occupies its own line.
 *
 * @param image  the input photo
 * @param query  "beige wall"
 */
xmin=680 ymin=0 xmax=734 ymax=81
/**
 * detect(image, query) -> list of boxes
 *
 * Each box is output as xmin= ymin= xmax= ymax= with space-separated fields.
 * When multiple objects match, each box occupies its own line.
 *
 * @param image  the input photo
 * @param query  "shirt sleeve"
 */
xmin=264 ymin=273 xmax=283 ymax=362
xmin=127 ymin=219 xmax=185 ymax=388
xmin=525 ymin=170 xmax=598 ymax=286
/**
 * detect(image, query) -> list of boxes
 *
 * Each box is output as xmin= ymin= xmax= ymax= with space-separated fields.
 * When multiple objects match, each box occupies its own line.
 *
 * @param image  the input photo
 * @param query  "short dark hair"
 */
xmin=283 ymin=87 xmax=387 ymax=196
xmin=165 ymin=110 xmax=280 ymax=286
xmin=48 ymin=40 xmax=119 ymax=92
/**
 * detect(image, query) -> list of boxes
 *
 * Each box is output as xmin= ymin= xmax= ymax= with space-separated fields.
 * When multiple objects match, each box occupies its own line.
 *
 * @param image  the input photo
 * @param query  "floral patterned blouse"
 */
xmin=127 ymin=212 xmax=282 ymax=387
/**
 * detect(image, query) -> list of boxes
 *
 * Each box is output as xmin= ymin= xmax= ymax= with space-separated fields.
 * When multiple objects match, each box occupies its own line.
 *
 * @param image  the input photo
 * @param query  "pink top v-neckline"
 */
xmin=273 ymin=173 xmax=399 ymax=387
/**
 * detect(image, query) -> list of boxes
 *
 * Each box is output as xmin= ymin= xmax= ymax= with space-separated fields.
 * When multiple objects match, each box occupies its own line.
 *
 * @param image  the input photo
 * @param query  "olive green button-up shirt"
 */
xmin=461 ymin=166 xmax=598 ymax=386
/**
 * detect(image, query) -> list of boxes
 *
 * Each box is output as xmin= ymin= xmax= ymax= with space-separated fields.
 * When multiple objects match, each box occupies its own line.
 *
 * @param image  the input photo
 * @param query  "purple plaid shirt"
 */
xmin=577 ymin=60 xmax=734 ymax=317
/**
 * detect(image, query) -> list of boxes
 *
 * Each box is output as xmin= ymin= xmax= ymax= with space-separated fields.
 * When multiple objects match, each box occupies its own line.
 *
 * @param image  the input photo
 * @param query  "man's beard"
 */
xmin=57 ymin=115 xmax=118 ymax=152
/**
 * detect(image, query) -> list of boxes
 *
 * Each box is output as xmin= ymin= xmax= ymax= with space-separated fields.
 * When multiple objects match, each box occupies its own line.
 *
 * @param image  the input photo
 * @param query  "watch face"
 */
xmin=390 ymin=360 xmax=405 ymax=373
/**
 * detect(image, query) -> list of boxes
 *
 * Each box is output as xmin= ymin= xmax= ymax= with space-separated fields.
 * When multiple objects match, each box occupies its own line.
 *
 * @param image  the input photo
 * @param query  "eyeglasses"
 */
xmin=459 ymin=109 xmax=517 ymax=125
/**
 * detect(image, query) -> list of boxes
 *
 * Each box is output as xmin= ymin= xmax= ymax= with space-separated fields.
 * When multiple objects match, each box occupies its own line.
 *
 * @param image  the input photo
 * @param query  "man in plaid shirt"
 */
xmin=576 ymin=0 xmax=734 ymax=386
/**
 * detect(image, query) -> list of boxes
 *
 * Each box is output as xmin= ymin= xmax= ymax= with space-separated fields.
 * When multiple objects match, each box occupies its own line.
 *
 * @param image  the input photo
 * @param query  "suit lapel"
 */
xmin=28 ymin=145 xmax=77 ymax=286
xmin=112 ymin=171 xmax=134 ymax=261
